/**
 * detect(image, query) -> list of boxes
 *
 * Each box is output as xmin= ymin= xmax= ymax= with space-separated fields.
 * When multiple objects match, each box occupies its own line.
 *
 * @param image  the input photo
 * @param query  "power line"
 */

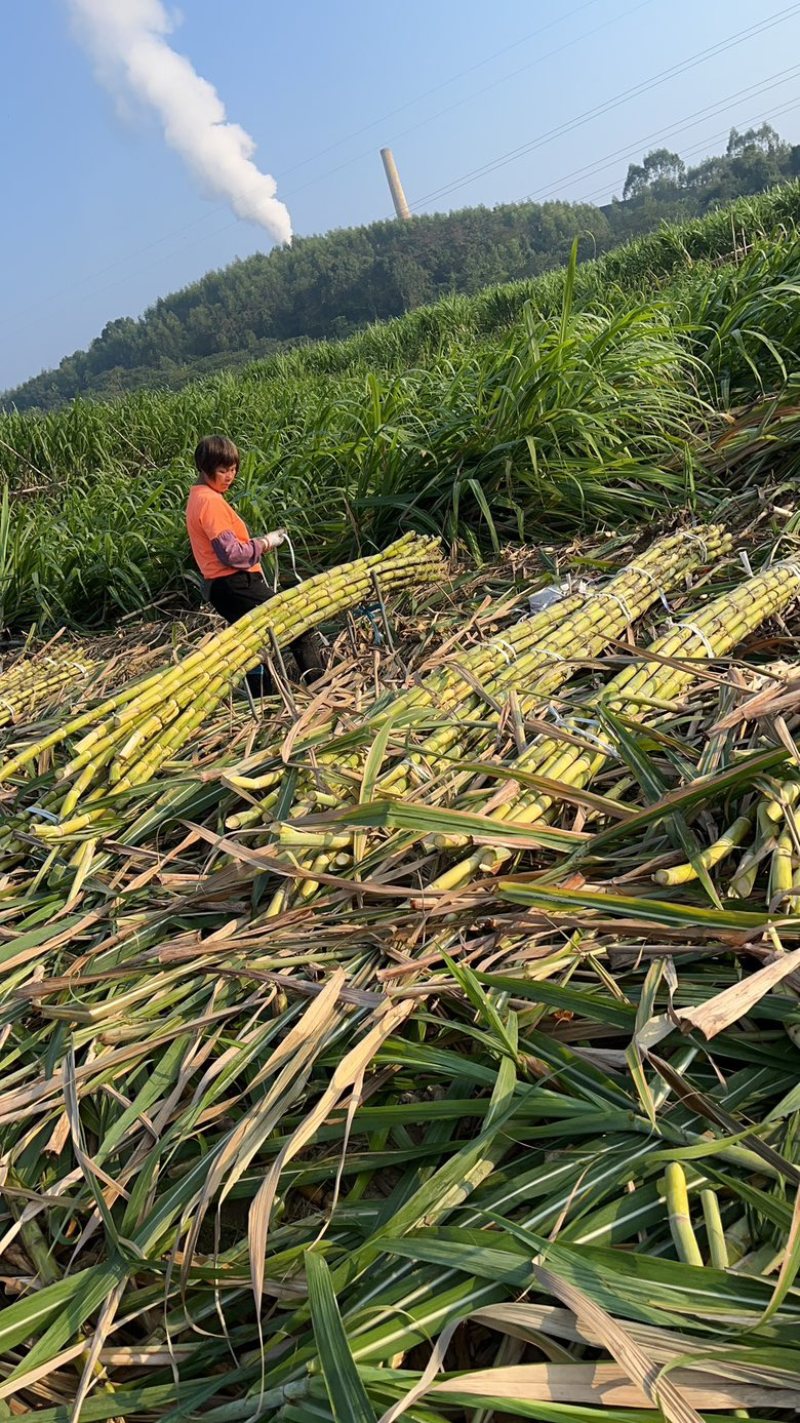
xmin=519 ymin=63 xmax=800 ymax=205
xmin=0 ymin=0 xmax=649 ymax=338
xmin=275 ymin=0 xmax=605 ymax=181
xmin=0 ymin=0 xmax=624 ymax=336
xmin=6 ymin=6 xmax=800 ymax=363
xmin=571 ymin=95 xmax=800 ymax=205
xmin=409 ymin=1 xmax=800 ymax=210
xmin=5 ymin=71 xmax=798 ymax=361
xmin=280 ymin=0 xmax=657 ymax=202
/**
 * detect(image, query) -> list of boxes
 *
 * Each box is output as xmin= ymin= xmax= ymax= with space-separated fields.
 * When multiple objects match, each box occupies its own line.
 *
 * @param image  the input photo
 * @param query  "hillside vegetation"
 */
xmin=4 ymin=123 xmax=798 ymax=411
xmin=2 ymin=179 xmax=800 ymax=630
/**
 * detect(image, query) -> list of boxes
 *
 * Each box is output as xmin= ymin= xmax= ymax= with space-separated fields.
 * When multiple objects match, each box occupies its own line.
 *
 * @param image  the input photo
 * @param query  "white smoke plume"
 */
xmin=67 ymin=0 xmax=292 ymax=245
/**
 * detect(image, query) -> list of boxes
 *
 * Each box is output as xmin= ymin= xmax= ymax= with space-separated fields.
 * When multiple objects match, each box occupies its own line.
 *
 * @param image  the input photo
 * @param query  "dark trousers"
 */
xmin=208 ymin=570 xmax=323 ymax=695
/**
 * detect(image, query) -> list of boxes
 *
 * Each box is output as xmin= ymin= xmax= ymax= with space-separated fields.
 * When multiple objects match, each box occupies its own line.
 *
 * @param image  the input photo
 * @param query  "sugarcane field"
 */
xmin=8 ymin=158 xmax=800 ymax=1422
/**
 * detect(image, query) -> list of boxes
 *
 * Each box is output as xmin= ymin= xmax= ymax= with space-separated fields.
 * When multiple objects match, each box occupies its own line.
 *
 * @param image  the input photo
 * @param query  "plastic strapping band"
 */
xmin=685 ymin=533 xmax=709 ymax=563
xmin=739 ymin=549 xmax=754 ymax=578
xmin=25 ymin=805 xmax=59 ymax=823
xmin=272 ymin=532 xmax=303 ymax=592
xmin=568 ymin=715 xmax=619 ymax=758
xmin=629 ymin=563 xmax=671 ymax=612
xmin=603 ymin=591 xmax=634 ymax=622
xmin=683 ymin=621 xmax=717 ymax=658
xmin=284 ymin=532 xmax=302 ymax=584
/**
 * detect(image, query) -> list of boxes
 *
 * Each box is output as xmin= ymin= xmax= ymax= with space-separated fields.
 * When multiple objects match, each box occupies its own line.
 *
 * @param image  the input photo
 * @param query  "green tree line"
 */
xmin=5 ymin=124 xmax=799 ymax=412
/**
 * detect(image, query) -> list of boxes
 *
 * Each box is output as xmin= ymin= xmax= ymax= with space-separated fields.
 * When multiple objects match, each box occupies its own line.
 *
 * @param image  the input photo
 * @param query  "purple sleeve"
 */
xmin=211 ymin=530 xmax=265 ymax=569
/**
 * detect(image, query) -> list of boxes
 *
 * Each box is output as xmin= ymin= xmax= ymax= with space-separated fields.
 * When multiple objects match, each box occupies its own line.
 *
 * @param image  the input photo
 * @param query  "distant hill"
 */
xmin=5 ymin=123 xmax=799 ymax=412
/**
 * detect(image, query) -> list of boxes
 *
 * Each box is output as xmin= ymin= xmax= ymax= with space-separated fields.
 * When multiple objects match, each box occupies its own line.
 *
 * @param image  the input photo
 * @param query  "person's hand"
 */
xmin=266 ymin=528 xmax=287 ymax=549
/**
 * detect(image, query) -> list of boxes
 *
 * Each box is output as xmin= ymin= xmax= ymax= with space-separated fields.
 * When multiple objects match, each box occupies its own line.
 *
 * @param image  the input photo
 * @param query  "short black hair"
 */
xmin=194 ymin=435 xmax=240 ymax=477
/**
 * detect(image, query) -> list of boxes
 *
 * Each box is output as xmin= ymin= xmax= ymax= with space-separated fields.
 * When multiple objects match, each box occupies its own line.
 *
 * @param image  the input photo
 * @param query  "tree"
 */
xmin=727 ymin=123 xmax=785 ymax=157
xmin=623 ymin=149 xmax=685 ymax=200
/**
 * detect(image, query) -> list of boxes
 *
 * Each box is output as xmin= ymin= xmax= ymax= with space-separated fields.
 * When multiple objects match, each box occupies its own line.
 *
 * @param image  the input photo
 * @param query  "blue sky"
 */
xmin=3 ymin=0 xmax=800 ymax=391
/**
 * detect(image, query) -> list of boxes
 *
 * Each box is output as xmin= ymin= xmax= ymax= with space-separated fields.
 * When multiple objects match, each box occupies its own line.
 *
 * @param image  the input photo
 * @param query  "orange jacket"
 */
xmin=186 ymin=484 xmax=264 ymax=581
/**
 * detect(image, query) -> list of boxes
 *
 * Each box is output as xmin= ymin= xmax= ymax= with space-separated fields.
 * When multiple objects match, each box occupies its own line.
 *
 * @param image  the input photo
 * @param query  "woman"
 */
xmin=186 ymin=434 xmax=323 ymax=694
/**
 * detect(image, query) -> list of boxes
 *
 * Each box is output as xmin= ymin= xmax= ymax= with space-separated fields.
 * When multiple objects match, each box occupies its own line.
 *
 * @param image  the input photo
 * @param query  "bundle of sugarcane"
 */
xmin=224 ymin=524 xmax=730 ymax=845
xmin=426 ymin=558 xmax=800 ymax=893
xmin=223 ymin=581 xmax=594 ymax=833
xmin=0 ymin=643 xmax=96 ymax=728
xmin=0 ymin=533 xmax=444 ymax=851
xmin=260 ymin=525 xmax=731 ymax=910
xmin=375 ymin=524 xmax=732 ymax=797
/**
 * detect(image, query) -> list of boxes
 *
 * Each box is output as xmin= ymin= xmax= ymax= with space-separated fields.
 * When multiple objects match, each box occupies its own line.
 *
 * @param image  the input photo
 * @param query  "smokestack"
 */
xmin=380 ymin=148 xmax=412 ymax=221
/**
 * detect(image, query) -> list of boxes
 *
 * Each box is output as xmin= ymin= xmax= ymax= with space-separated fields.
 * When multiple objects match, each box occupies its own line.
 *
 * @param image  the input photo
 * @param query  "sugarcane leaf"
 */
xmin=759 ymin=1188 xmax=800 ymax=1325
xmin=465 ymin=478 xmax=501 ymax=555
xmin=646 ymin=1052 xmax=800 ymax=1186
xmin=566 ymin=745 xmax=789 ymax=861
xmin=0 ymin=1260 xmax=127 ymax=1391
xmin=498 ymin=880 xmax=797 ymax=933
xmin=462 ymin=757 xmax=636 ymax=817
xmin=597 ymin=705 xmax=722 ymax=908
xmin=441 ymin=953 xmax=519 ymax=1060
xmin=354 ymin=706 xmax=400 ymax=866
xmin=626 ymin=959 xmax=667 ymax=1127
xmin=316 ymin=797 xmax=585 ymax=850
xmin=473 ymin=970 xmax=635 ymax=1030
xmin=305 ymin=1251 xmax=376 ymax=1423
xmin=534 ymin=1263 xmax=705 ymax=1423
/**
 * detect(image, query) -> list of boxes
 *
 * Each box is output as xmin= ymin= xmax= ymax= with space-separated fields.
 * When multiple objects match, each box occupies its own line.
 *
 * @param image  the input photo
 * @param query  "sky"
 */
xmin=2 ymin=0 xmax=800 ymax=392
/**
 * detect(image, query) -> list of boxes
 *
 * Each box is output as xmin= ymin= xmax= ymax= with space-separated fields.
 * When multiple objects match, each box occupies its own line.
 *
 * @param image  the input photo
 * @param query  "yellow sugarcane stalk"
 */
xmin=654 ymin=813 xmax=753 ymax=886
xmin=665 ymin=1162 xmax=704 ymax=1266
xmin=426 ymin=561 xmax=800 ymax=894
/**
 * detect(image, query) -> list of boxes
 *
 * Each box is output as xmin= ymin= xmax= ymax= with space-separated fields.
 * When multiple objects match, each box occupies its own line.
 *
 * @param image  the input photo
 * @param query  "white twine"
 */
xmin=685 ymin=532 xmax=709 ymax=563
xmin=537 ymin=646 xmax=565 ymax=664
xmin=494 ymin=640 xmax=517 ymax=665
xmin=544 ymin=704 xmax=615 ymax=756
xmin=284 ymin=532 xmax=302 ymax=584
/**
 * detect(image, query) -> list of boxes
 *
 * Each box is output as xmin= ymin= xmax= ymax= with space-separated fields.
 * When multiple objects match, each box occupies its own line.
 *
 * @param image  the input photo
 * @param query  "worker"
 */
xmin=186 ymin=434 xmax=324 ymax=695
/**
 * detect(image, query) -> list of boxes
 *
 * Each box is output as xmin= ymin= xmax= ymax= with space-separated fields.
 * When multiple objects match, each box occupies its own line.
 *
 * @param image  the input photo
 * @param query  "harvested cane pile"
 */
xmin=3 ymin=521 xmax=800 ymax=1420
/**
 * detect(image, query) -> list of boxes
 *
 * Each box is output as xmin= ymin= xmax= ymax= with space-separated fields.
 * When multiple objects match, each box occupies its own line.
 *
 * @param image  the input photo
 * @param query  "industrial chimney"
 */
xmin=380 ymin=148 xmax=412 ymax=221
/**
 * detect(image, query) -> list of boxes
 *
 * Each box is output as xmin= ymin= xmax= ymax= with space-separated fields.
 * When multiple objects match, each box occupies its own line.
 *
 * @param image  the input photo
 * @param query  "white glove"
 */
xmin=262 ymin=529 xmax=287 ymax=550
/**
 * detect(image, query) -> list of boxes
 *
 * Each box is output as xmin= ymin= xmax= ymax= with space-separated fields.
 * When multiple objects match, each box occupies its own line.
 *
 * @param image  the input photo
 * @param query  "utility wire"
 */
xmin=4 ymin=71 xmax=797 ymax=359
xmin=275 ymin=0 xmax=605 ymax=181
xmin=570 ymin=95 xmax=800 ymax=206
xmin=280 ymin=0 xmax=657 ymax=201
xmin=4 ymin=7 xmax=800 ymax=361
xmin=519 ymin=64 xmax=800 ymax=205
xmin=0 ymin=0 xmax=642 ymax=335
xmin=409 ymin=1 xmax=800 ymax=209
